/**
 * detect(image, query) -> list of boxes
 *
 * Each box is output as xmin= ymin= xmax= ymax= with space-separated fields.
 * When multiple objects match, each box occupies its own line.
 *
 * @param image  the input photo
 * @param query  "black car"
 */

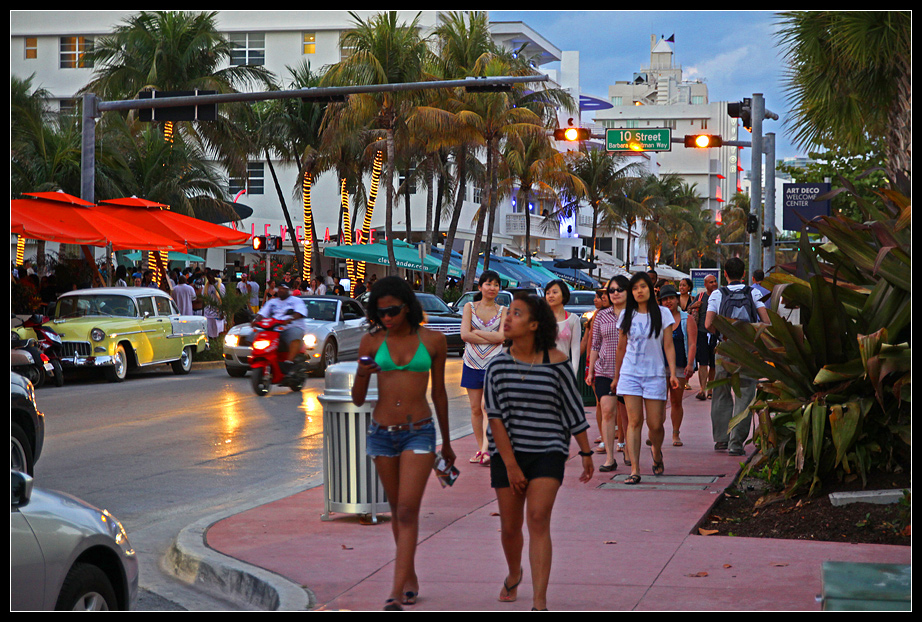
xmin=11 ymin=371 xmax=45 ymax=476
xmin=417 ymin=293 xmax=464 ymax=354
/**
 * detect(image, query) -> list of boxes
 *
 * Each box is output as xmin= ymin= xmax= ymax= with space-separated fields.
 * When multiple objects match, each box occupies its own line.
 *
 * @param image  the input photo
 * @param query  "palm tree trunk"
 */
xmin=436 ymin=146 xmax=467 ymax=297
xmin=464 ymin=205 xmax=485 ymax=292
xmin=482 ymin=139 xmax=498 ymax=273
xmin=385 ymin=128 xmax=397 ymax=275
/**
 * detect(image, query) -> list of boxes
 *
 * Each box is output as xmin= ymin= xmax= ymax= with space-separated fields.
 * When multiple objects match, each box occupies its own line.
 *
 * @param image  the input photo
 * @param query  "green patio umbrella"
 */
xmin=123 ymin=250 xmax=206 ymax=262
xmin=323 ymin=240 xmax=463 ymax=277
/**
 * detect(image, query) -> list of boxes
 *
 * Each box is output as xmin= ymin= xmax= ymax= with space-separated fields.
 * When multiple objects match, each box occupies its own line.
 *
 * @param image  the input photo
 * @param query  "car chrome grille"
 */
xmin=423 ymin=323 xmax=460 ymax=335
xmin=62 ymin=341 xmax=92 ymax=357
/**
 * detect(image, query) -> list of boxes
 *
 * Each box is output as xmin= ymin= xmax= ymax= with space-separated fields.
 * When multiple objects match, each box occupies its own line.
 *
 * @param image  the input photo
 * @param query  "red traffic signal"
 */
xmin=684 ymin=134 xmax=722 ymax=148
xmin=252 ymin=235 xmax=281 ymax=252
xmin=554 ymin=127 xmax=591 ymax=142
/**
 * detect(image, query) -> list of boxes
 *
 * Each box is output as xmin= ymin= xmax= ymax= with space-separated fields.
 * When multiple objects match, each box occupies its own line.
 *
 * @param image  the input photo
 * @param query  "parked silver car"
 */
xmin=223 ymin=295 xmax=369 ymax=377
xmin=11 ymin=470 xmax=139 ymax=610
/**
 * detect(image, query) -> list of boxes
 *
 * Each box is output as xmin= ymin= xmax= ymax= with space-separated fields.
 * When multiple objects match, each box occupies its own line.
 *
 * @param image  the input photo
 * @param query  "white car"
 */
xmin=11 ymin=470 xmax=139 ymax=610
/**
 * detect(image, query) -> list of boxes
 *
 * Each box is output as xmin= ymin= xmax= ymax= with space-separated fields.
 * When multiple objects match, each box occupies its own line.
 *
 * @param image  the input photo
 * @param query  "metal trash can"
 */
xmin=317 ymin=362 xmax=389 ymax=524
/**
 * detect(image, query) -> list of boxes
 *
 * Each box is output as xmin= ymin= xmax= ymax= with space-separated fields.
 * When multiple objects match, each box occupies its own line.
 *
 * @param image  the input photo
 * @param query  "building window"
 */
xmin=625 ymin=120 xmax=639 ymax=129
xmin=25 ymin=37 xmax=37 ymax=60
xmin=616 ymin=238 xmax=625 ymax=261
xmin=691 ymin=95 xmax=705 ymax=105
xmin=472 ymin=184 xmax=483 ymax=205
xmin=662 ymin=119 xmax=676 ymax=129
xmin=611 ymin=96 xmax=623 ymax=106
xmin=303 ymin=32 xmax=316 ymax=54
xmin=398 ymin=169 xmax=417 ymax=195
xmin=339 ymin=31 xmax=357 ymax=61
xmin=60 ymin=36 xmax=93 ymax=69
xmin=229 ymin=162 xmax=265 ymax=195
xmin=228 ymin=33 xmax=265 ymax=66
xmin=58 ymin=99 xmax=79 ymax=117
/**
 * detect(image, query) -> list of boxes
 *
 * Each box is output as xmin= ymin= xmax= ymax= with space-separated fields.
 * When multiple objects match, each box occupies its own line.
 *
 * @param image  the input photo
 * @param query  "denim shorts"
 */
xmin=366 ymin=419 xmax=436 ymax=458
xmin=460 ymin=364 xmax=486 ymax=389
xmin=616 ymin=372 xmax=667 ymax=401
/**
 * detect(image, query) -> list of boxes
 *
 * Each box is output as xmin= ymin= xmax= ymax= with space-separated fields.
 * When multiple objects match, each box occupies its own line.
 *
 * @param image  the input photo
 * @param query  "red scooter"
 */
xmin=13 ymin=313 xmax=65 ymax=387
xmin=248 ymin=316 xmax=309 ymax=396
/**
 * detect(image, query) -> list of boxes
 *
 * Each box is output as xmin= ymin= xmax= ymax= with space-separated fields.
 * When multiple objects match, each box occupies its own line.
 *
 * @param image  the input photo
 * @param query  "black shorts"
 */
xmin=490 ymin=451 xmax=567 ymax=489
xmin=696 ymin=333 xmax=715 ymax=367
xmin=594 ymin=376 xmax=625 ymax=404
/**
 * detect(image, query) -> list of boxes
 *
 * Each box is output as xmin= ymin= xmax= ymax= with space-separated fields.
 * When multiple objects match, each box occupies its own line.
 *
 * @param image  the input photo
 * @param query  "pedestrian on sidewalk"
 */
xmin=580 ymin=288 xmax=609 ymax=448
xmin=586 ymin=275 xmax=630 ymax=471
xmin=690 ymin=273 xmax=719 ymax=400
xmin=613 ymin=272 xmax=680 ymax=485
xmin=657 ymin=284 xmax=697 ymax=447
xmin=460 ymin=270 xmax=507 ymax=467
xmin=352 ymin=276 xmax=455 ymax=611
xmin=544 ymin=279 xmax=581 ymax=376
xmin=484 ymin=293 xmax=594 ymax=612
xmin=704 ymin=257 xmax=770 ymax=455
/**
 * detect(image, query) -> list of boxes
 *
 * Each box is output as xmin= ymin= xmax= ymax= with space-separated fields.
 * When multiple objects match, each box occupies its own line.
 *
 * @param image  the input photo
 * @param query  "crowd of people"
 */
xmin=352 ymin=260 xmax=772 ymax=611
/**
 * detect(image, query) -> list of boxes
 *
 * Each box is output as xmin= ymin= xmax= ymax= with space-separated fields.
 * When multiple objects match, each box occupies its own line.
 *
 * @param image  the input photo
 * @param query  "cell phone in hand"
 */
xmin=434 ymin=452 xmax=460 ymax=488
xmin=358 ymin=355 xmax=380 ymax=372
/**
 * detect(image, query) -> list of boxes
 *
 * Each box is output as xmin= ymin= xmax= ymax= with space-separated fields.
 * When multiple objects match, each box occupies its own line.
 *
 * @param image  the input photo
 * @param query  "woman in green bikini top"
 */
xmin=352 ymin=276 xmax=455 ymax=611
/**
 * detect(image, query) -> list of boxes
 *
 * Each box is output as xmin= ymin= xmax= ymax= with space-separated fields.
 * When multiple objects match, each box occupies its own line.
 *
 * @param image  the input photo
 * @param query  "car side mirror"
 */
xmin=11 ymin=470 xmax=33 ymax=508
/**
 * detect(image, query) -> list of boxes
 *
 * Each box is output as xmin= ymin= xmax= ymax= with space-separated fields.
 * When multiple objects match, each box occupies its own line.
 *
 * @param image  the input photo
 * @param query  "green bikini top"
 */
xmin=374 ymin=333 xmax=432 ymax=372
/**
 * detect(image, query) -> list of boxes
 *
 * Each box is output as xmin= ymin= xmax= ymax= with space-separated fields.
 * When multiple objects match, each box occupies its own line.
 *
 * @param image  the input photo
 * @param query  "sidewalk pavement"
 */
xmin=167 ymin=385 xmax=911 ymax=611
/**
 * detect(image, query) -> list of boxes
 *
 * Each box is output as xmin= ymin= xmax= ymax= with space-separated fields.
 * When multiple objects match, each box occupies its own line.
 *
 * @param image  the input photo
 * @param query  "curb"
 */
xmin=164 ymin=513 xmax=315 ymax=611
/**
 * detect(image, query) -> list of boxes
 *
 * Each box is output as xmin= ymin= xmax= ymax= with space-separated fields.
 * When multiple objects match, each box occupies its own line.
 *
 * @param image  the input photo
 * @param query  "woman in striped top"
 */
xmin=484 ymin=294 xmax=594 ymax=611
xmin=460 ymin=271 xmax=507 ymax=466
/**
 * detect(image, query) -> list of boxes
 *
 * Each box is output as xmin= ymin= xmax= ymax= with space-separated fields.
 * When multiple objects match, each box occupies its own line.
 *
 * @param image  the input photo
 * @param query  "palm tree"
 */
xmin=642 ymin=173 xmax=701 ymax=266
xmin=604 ymin=175 xmax=657 ymax=269
xmin=562 ymin=149 xmax=642 ymax=279
xmin=321 ymin=11 xmax=432 ymax=275
xmin=499 ymin=131 xmax=587 ymax=268
xmin=775 ymin=11 xmax=911 ymax=184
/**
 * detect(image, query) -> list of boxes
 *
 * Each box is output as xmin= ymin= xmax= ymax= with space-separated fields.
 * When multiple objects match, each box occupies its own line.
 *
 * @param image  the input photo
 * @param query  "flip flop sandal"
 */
xmin=470 ymin=451 xmax=483 ymax=463
xmin=673 ymin=435 xmax=683 ymax=447
xmin=623 ymin=474 xmax=642 ymax=485
xmin=499 ymin=570 xmax=524 ymax=602
xmin=384 ymin=599 xmax=403 ymax=611
xmin=695 ymin=392 xmax=707 ymax=401
xmin=402 ymin=591 xmax=418 ymax=605
xmin=650 ymin=449 xmax=665 ymax=476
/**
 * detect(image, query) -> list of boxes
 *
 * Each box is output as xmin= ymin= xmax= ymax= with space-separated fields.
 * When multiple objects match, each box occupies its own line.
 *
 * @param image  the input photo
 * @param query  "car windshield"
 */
xmin=303 ymin=299 xmax=339 ymax=322
xmin=418 ymin=295 xmax=451 ymax=313
xmin=55 ymin=295 xmax=138 ymax=319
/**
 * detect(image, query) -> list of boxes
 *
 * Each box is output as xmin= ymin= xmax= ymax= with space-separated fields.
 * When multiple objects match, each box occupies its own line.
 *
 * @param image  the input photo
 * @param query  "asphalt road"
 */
xmin=28 ymin=356 xmax=471 ymax=610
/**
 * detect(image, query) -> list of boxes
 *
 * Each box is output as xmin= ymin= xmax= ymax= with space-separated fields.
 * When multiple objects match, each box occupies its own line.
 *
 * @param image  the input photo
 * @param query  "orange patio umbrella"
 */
xmin=11 ymin=192 xmax=186 ymax=251
xmin=95 ymin=197 xmax=251 ymax=250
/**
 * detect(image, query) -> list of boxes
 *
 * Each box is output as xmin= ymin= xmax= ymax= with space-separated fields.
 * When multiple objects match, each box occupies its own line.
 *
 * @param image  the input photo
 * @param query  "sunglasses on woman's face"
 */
xmin=608 ymin=287 xmax=625 ymax=294
xmin=377 ymin=304 xmax=406 ymax=318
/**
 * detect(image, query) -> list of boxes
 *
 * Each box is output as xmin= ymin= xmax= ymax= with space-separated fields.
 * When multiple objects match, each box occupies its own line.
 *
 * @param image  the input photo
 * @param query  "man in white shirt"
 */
xmin=705 ymin=257 xmax=770 ymax=456
xmin=255 ymin=283 xmax=307 ymax=372
xmin=236 ymin=273 xmax=260 ymax=313
xmin=171 ymin=275 xmax=197 ymax=316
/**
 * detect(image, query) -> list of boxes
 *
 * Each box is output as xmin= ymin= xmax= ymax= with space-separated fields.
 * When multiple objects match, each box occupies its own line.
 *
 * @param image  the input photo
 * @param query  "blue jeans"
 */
xmin=366 ymin=420 xmax=436 ymax=458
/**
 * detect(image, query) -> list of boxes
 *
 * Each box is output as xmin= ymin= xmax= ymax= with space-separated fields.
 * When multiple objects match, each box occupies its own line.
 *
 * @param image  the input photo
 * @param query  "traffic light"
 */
xmin=684 ymin=134 xmax=722 ymax=148
xmin=252 ymin=235 xmax=281 ymax=252
xmin=554 ymin=127 xmax=591 ymax=141
xmin=728 ymin=98 xmax=753 ymax=131
xmin=761 ymin=230 xmax=773 ymax=248
xmin=746 ymin=214 xmax=760 ymax=234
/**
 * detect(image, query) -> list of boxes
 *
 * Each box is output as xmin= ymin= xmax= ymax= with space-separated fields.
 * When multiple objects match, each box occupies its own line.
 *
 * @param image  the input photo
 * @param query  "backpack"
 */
xmin=716 ymin=285 xmax=758 ymax=338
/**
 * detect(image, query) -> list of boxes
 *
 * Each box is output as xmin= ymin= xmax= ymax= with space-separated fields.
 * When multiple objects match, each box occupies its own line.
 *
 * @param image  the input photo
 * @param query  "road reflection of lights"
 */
xmin=300 ymin=388 xmax=325 ymax=436
xmin=215 ymin=388 xmax=245 ymax=456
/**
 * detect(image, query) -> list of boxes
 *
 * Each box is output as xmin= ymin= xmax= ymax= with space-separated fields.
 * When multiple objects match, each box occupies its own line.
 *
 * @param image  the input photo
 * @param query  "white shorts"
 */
xmin=617 ymin=373 xmax=667 ymax=401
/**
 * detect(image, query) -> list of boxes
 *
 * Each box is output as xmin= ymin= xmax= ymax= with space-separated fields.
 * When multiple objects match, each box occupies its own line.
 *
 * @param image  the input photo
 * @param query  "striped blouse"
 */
xmin=462 ymin=302 xmax=505 ymax=370
xmin=483 ymin=351 xmax=590 ymax=456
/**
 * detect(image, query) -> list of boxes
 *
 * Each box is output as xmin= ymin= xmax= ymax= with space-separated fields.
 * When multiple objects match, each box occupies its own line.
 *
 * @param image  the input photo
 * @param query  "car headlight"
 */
xmin=303 ymin=334 xmax=318 ymax=349
xmin=101 ymin=509 xmax=135 ymax=557
xmin=224 ymin=334 xmax=239 ymax=347
xmin=91 ymin=328 xmax=106 ymax=342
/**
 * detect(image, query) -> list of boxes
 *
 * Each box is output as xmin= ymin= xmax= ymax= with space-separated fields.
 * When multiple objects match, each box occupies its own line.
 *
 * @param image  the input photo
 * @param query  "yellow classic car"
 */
xmin=48 ymin=287 xmax=209 ymax=382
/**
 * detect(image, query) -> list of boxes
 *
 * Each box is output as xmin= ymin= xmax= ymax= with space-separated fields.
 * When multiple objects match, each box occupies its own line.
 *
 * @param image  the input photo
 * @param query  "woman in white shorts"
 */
xmin=613 ymin=272 xmax=679 ymax=485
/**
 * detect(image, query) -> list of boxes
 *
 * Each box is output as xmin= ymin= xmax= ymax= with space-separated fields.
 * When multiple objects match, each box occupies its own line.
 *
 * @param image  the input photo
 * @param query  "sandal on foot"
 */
xmin=673 ymin=434 xmax=683 ymax=447
xmin=499 ymin=570 xmax=523 ymax=602
xmin=469 ymin=451 xmax=483 ymax=463
xmin=650 ymin=449 xmax=665 ymax=476
xmin=623 ymin=474 xmax=642 ymax=485
xmin=695 ymin=392 xmax=707 ymax=401
xmin=384 ymin=599 xmax=404 ymax=611
xmin=479 ymin=452 xmax=491 ymax=467
xmin=599 ymin=460 xmax=618 ymax=472
xmin=402 ymin=591 xmax=418 ymax=605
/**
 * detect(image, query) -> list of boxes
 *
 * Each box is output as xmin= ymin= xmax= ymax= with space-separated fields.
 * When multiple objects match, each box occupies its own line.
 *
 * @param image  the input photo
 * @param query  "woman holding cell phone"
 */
xmin=353 ymin=276 xmax=455 ymax=611
xmin=484 ymin=293 xmax=594 ymax=611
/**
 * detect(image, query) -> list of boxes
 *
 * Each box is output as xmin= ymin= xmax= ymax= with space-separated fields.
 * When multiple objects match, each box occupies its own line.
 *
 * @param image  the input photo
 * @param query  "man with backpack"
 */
xmin=704 ymin=258 xmax=770 ymax=456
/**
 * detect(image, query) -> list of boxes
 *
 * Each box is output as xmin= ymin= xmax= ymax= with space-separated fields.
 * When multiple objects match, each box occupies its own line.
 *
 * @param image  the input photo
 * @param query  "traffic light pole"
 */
xmin=749 ymin=94 xmax=765 ymax=280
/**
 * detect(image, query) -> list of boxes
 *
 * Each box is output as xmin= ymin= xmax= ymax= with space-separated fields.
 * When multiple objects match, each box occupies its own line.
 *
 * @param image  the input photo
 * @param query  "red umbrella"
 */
xmin=96 ymin=197 xmax=251 ymax=249
xmin=11 ymin=196 xmax=187 ymax=251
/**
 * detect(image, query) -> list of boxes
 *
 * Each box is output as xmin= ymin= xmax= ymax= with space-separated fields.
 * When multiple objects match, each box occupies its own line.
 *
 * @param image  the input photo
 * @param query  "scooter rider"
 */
xmin=254 ymin=282 xmax=308 ymax=373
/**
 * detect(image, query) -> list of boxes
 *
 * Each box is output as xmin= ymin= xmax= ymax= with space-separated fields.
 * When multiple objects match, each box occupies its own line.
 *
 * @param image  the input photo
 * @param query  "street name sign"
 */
xmin=606 ymin=128 xmax=672 ymax=152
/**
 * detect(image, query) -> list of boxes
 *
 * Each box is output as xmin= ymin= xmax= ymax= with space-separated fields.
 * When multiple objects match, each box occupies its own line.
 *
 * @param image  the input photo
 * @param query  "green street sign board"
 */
xmin=606 ymin=128 xmax=672 ymax=152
